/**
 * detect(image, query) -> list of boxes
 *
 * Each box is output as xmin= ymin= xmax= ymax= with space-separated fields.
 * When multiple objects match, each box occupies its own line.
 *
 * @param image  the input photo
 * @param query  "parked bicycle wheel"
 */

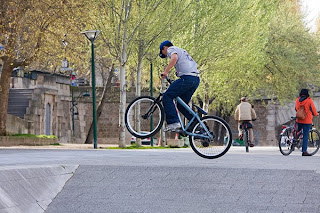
xmin=307 ymin=129 xmax=320 ymax=155
xmin=278 ymin=128 xmax=294 ymax=156
xmin=125 ymin=96 xmax=164 ymax=138
xmin=189 ymin=116 xmax=232 ymax=159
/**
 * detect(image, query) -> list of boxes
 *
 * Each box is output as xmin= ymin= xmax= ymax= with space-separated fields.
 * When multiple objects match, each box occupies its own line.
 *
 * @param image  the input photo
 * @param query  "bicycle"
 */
xmin=278 ymin=116 xmax=320 ymax=156
xmin=125 ymin=78 xmax=232 ymax=159
xmin=239 ymin=121 xmax=253 ymax=153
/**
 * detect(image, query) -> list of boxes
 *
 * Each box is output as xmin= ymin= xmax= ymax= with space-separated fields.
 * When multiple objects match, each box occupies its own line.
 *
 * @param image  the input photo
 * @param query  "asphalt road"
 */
xmin=0 ymin=146 xmax=319 ymax=213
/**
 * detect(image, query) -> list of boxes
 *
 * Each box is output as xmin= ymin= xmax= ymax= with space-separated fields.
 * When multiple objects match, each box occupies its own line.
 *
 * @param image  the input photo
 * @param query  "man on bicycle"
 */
xmin=234 ymin=97 xmax=257 ymax=147
xmin=159 ymin=40 xmax=200 ymax=132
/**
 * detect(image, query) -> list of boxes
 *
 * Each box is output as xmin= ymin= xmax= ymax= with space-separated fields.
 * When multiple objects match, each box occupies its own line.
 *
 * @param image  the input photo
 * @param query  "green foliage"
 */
xmin=2 ymin=0 xmax=319 ymax=119
xmin=9 ymin=134 xmax=58 ymax=139
xmin=262 ymin=2 xmax=320 ymax=103
xmin=164 ymin=0 xmax=320 ymax=114
xmin=106 ymin=143 xmax=185 ymax=149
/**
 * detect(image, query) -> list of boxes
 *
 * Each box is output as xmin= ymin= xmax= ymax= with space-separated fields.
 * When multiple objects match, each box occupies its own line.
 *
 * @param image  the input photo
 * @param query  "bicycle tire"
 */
xmin=189 ymin=116 xmax=232 ymax=159
xmin=244 ymin=129 xmax=249 ymax=153
xmin=278 ymin=127 xmax=294 ymax=156
xmin=307 ymin=129 xmax=320 ymax=156
xmin=125 ymin=96 xmax=164 ymax=139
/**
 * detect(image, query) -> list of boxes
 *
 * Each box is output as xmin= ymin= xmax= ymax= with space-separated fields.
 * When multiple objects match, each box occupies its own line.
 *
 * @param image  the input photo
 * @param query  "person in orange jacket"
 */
xmin=295 ymin=89 xmax=319 ymax=156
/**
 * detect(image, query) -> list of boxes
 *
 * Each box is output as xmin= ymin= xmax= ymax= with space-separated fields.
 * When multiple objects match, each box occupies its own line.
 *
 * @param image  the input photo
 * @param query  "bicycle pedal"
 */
xmin=175 ymin=129 xmax=184 ymax=134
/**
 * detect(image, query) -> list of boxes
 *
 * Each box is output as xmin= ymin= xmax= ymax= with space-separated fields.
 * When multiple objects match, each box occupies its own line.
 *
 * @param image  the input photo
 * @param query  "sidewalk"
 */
xmin=0 ymin=146 xmax=319 ymax=213
xmin=0 ymin=143 xmax=119 ymax=150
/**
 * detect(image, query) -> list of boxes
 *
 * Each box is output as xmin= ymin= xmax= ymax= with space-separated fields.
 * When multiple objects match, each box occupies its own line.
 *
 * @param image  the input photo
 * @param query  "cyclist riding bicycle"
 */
xmin=159 ymin=40 xmax=200 ymax=132
xmin=234 ymin=97 xmax=257 ymax=147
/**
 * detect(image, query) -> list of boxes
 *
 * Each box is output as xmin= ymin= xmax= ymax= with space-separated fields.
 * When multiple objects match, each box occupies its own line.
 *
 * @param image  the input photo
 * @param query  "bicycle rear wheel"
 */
xmin=278 ymin=128 xmax=294 ymax=156
xmin=189 ymin=116 xmax=232 ymax=159
xmin=307 ymin=129 xmax=320 ymax=155
xmin=244 ymin=129 xmax=249 ymax=153
xmin=125 ymin=96 xmax=164 ymax=138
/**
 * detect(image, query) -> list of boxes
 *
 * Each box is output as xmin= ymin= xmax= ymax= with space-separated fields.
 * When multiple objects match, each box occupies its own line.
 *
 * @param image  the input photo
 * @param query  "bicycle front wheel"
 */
xmin=125 ymin=96 xmax=164 ymax=139
xmin=278 ymin=128 xmax=294 ymax=156
xmin=307 ymin=129 xmax=320 ymax=155
xmin=189 ymin=116 xmax=232 ymax=159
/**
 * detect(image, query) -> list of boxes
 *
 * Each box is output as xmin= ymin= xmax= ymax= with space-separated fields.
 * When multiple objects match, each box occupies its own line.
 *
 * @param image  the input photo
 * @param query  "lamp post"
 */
xmin=81 ymin=30 xmax=100 ymax=149
xmin=150 ymin=61 xmax=154 ymax=146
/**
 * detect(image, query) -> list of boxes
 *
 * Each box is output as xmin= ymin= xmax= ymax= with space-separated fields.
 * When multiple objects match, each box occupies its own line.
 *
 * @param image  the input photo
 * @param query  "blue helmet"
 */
xmin=159 ymin=40 xmax=173 ymax=58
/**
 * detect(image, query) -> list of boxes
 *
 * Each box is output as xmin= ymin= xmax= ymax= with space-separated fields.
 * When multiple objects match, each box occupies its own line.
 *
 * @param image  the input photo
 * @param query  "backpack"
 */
xmin=296 ymin=106 xmax=306 ymax=120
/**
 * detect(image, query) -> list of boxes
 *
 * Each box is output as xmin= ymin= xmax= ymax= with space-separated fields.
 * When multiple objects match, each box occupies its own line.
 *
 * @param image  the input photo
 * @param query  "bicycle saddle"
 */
xmin=192 ymin=104 xmax=208 ymax=115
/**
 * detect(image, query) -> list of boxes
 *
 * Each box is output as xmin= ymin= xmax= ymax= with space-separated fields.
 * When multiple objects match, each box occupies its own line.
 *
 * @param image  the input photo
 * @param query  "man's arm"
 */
xmin=161 ymin=53 xmax=178 ymax=78
xmin=234 ymin=106 xmax=239 ymax=121
xmin=251 ymin=108 xmax=257 ymax=120
xmin=310 ymin=99 xmax=319 ymax=116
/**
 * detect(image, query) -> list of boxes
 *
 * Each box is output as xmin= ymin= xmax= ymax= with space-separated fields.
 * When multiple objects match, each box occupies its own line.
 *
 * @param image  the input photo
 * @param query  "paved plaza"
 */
xmin=0 ymin=146 xmax=319 ymax=213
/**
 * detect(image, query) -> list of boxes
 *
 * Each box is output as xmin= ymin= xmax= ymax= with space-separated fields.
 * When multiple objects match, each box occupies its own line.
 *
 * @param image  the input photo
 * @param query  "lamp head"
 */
xmin=81 ymin=30 xmax=100 ymax=42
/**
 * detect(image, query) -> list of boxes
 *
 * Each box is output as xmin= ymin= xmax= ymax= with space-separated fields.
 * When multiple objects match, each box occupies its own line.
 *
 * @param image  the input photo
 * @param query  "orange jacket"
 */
xmin=295 ymin=97 xmax=318 ymax=124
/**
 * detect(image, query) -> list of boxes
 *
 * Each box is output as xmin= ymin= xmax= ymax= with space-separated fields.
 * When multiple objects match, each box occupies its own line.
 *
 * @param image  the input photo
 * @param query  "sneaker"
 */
xmin=164 ymin=123 xmax=181 ymax=132
xmin=302 ymin=152 xmax=312 ymax=156
xmin=247 ymin=140 xmax=254 ymax=147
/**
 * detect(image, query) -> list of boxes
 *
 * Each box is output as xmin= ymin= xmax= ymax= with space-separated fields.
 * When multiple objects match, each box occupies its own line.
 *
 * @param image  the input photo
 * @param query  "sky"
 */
xmin=300 ymin=0 xmax=320 ymax=32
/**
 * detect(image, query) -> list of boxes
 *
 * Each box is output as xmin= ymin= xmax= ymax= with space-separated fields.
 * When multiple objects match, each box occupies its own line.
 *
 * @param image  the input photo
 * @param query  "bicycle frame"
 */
xmin=281 ymin=120 xmax=303 ymax=142
xmin=144 ymin=93 xmax=213 ymax=139
xmin=174 ymin=96 xmax=213 ymax=139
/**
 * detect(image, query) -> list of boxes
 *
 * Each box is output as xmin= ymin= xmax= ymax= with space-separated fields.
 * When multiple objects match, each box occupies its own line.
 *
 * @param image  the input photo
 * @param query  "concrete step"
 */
xmin=8 ymin=89 xmax=34 ymax=119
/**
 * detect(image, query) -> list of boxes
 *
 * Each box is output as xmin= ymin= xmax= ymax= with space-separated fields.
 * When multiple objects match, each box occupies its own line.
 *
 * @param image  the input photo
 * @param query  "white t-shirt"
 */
xmin=167 ymin=46 xmax=199 ymax=77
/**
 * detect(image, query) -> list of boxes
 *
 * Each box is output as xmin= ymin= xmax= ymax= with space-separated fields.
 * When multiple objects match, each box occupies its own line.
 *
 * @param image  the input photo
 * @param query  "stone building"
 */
xmin=6 ymin=70 xmax=133 ymax=144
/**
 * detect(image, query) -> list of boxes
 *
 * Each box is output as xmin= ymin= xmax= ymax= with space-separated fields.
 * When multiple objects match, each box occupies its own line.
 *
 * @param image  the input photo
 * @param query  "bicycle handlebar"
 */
xmin=160 ymin=74 xmax=173 ymax=84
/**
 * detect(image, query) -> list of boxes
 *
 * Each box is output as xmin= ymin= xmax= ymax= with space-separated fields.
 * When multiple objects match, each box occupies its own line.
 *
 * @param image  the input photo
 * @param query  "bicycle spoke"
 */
xmin=307 ymin=130 xmax=320 ymax=155
xmin=125 ymin=96 xmax=164 ymax=139
xmin=279 ymin=128 xmax=294 ymax=156
xmin=189 ymin=116 xmax=232 ymax=159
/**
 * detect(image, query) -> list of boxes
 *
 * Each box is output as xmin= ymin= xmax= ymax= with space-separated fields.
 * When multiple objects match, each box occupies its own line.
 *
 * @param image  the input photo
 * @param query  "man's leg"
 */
xmin=248 ymin=128 xmax=254 ymax=145
xmin=176 ymin=76 xmax=200 ymax=120
xmin=248 ymin=121 xmax=254 ymax=145
xmin=162 ymin=78 xmax=184 ymax=124
xmin=302 ymin=124 xmax=312 ymax=153
xmin=237 ymin=122 xmax=243 ymax=140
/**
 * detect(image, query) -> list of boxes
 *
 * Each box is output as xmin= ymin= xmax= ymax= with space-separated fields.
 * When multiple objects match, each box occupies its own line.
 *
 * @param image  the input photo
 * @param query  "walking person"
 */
xmin=295 ymin=89 xmax=319 ymax=156
xmin=159 ymin=40 xmax=200 ymax=132
xmin=234 ymin=97 xmax=257 ymax=147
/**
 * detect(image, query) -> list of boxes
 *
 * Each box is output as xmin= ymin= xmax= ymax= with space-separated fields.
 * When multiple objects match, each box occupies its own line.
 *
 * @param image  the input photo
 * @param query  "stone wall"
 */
xmin=6 ymin=114 xmax=32 ymax=135
xmin=72 ymin=87 xmax=143 ymax=145
xmin=8 ymin=71 xmax=320 ymax=146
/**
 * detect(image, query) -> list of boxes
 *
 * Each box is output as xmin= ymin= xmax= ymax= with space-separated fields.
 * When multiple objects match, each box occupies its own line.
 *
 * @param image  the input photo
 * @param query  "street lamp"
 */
xmin=81 ymin=30 xmax=100 ymax=149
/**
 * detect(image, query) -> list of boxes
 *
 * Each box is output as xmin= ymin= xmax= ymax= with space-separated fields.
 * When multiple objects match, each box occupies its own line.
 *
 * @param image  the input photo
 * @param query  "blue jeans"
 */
xmin=297 ymin=123 xmax=312 ymax=152
xmin=162 ymin=75 xmax=200 ymax=124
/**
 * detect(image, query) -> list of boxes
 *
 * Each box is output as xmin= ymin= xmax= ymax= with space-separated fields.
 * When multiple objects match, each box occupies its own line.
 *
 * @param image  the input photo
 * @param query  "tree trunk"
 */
xmin=134 ymin=45 xmax=144 ymax=147
xmin=85 ymin=65 xmax=115 ymax=144
xmin=119 ymin=49 xmax=127 ymax=148
xmin=160 ymin=78 xmax=167 ymax=147
xmin=118 ymin=3 xmax=130 ymax=147
xmin=0 ymin=58 xmax=14 ymax=136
